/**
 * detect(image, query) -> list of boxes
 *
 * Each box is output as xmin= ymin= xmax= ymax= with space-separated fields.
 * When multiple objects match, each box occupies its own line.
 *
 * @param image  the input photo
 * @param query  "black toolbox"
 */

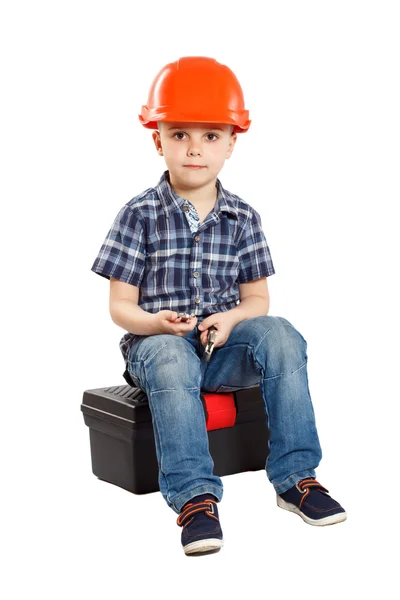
xmin=81 ymin=383 xmax=269 ymax=494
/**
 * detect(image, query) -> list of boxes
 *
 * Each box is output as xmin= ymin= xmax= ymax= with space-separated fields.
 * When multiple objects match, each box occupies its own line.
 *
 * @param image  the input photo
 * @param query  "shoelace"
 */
xmin=297 ymin=478 xmax=330 ymax=509
xmin=176 ymin=499 xmax=218 ymax=528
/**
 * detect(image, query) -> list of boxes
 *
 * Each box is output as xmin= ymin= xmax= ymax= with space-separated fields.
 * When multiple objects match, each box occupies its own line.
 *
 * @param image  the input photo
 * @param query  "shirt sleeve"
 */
xmin=237 ymin=208 xmax=275 ymax=283
xmin=91 ymin=205 xmax=146 ymax=286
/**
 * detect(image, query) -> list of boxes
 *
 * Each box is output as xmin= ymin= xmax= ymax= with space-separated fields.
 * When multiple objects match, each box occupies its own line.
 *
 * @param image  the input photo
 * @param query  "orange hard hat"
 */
xmin=139 ymin=56 xmax=251 ymax=133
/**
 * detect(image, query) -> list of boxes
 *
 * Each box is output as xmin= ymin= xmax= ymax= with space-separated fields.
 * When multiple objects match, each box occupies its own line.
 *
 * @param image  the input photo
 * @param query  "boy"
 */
xmin=91 ymin=56 xmax=346 ymax=556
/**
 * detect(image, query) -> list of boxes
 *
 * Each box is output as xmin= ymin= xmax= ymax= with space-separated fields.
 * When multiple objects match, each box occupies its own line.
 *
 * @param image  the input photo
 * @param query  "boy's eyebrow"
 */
xmin=167 ymin=126 xmax=225 ymax=131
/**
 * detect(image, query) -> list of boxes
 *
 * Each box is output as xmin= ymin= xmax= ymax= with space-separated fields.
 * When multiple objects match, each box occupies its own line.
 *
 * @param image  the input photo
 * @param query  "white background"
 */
xmin=1 ymin=1 xmax=399 ymax=598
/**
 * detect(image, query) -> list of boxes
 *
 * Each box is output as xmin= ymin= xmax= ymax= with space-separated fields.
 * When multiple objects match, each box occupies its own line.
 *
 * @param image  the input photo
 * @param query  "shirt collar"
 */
xmin=155 ymin=170 xmax=239 ymax=220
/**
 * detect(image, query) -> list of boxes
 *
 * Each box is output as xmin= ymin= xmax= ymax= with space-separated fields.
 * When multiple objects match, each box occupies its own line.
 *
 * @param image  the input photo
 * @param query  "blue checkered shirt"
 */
xmin=91 ymin=170 xmax=275 ymax=365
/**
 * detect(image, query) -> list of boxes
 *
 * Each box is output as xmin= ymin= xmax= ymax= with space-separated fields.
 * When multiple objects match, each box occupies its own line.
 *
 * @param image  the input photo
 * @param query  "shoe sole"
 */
xmin=183 ymin=538 xmax=224 ymax=555
xmin=277 ymin=496 xmax=347 ymax=526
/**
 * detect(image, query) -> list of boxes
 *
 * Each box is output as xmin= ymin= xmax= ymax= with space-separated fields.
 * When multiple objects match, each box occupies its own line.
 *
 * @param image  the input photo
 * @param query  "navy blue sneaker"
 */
xmin=177 ymin=494 xmax=223 ymax=555
xmin=277 ymin=477 xmax=347 ymax=526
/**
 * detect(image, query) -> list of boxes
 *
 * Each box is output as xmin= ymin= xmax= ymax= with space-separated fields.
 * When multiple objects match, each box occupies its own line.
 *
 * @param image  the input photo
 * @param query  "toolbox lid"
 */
xmin=81 ymin=384 xmax=266 ymax=429
xmin=81 ymin=385 xmax=152 ymax=426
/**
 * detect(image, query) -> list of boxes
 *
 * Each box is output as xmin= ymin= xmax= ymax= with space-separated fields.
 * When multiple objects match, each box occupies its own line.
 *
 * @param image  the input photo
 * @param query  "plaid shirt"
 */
xmin=91 ymin=170 xmax=275 ymax=365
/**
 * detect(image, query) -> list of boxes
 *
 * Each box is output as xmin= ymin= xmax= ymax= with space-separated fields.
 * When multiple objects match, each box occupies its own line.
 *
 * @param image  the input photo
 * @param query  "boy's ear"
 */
xmin=226 ymin=132 xmax=237 ymax=158
xmin=152 ymin=130 xmax=163 ymax=155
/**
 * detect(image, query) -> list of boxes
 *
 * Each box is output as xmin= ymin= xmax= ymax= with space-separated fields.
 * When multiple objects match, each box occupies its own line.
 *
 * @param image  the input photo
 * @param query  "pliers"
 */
xmin=204 ymin=326 xmax=217 ymax=361
xmin=178 ymin=313 xmax=217 ymax=361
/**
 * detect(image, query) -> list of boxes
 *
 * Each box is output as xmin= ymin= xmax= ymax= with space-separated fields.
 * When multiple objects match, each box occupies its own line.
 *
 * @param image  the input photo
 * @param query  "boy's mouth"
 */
xmin=183 ymin=165 xmax=206 ymax=169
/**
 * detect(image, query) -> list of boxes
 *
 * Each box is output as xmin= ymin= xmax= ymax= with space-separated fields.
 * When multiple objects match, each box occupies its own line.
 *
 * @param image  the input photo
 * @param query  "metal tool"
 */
xmin=177 ymin=312 xmax=196 ymax=322
xmin=205 ymin=326 xmax=217 ymax=361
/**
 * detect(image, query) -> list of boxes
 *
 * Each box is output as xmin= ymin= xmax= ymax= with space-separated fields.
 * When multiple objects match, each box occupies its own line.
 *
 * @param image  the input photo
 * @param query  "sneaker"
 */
xmin=176 ymin=494 xmax=223 ymax=555
xmin=277 ymin=477 xmax=347 ymax=526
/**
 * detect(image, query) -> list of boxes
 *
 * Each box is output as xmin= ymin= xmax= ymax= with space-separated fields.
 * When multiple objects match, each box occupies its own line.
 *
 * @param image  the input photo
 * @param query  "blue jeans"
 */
xmin=127 ymin=315 xmax=323 ymax=514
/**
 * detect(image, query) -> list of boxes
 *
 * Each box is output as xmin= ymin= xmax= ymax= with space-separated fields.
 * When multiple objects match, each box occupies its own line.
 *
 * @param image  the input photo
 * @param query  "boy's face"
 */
xmin=152 ymin=122 xmax=237 ymax=190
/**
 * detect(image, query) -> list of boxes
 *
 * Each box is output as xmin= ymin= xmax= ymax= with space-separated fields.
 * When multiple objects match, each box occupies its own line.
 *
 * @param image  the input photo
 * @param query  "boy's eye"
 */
xmin=173 ymin=132 xmax=219 ymax=141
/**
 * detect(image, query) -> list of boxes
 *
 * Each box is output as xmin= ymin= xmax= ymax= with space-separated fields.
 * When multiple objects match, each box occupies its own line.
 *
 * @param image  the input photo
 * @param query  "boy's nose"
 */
xmin=188 ymin=146 xmax=202 ymax=156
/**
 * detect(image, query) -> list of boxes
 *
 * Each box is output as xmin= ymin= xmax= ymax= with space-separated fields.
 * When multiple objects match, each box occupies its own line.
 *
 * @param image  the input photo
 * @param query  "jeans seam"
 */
xmin=142 ymin=342 xmax=168 ymax=367
xmin=292 ymin=360 xmax=307 ymax=375
xmin=151 ymin=386 xmax=200 ymax=394
xmin=253 ymin=327 xmax=273 ymax=360
xmin=146 ymin=397 xmax=170 ymax=499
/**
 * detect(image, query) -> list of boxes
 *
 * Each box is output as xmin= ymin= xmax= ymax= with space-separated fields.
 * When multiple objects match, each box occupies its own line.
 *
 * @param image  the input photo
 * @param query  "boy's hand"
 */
xmin=155 ymin=310 xmax=198 ymax=336
xmin=197 ymin=313 xmax=237 ymax=349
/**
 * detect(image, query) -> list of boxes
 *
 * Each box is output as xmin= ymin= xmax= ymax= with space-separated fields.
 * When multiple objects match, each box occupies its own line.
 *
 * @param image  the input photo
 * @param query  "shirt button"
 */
xmin=195 ymin=298 xmax=200 ymax=304
xmin=194 ymin=235 xmax=200 ymax=242
xmin=193 ymin=271 xmax=200 ymax=278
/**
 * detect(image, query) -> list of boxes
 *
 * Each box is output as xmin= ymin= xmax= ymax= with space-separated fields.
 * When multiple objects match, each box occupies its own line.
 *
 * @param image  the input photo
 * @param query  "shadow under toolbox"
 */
xmin=81 ymin=383 xmax=270 ymax=495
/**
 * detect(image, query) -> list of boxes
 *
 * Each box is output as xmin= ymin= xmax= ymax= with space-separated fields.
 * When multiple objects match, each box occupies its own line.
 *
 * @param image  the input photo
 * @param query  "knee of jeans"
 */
xmin=243 ymin=315 xmax=280 ymax=348
xmin=252 ymin=316 xmax=308 ymax=372
xmin=142 ymin=335 xmax=202 ymax=390
xmin=275 ymin=317 xmax=308 ymax=349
